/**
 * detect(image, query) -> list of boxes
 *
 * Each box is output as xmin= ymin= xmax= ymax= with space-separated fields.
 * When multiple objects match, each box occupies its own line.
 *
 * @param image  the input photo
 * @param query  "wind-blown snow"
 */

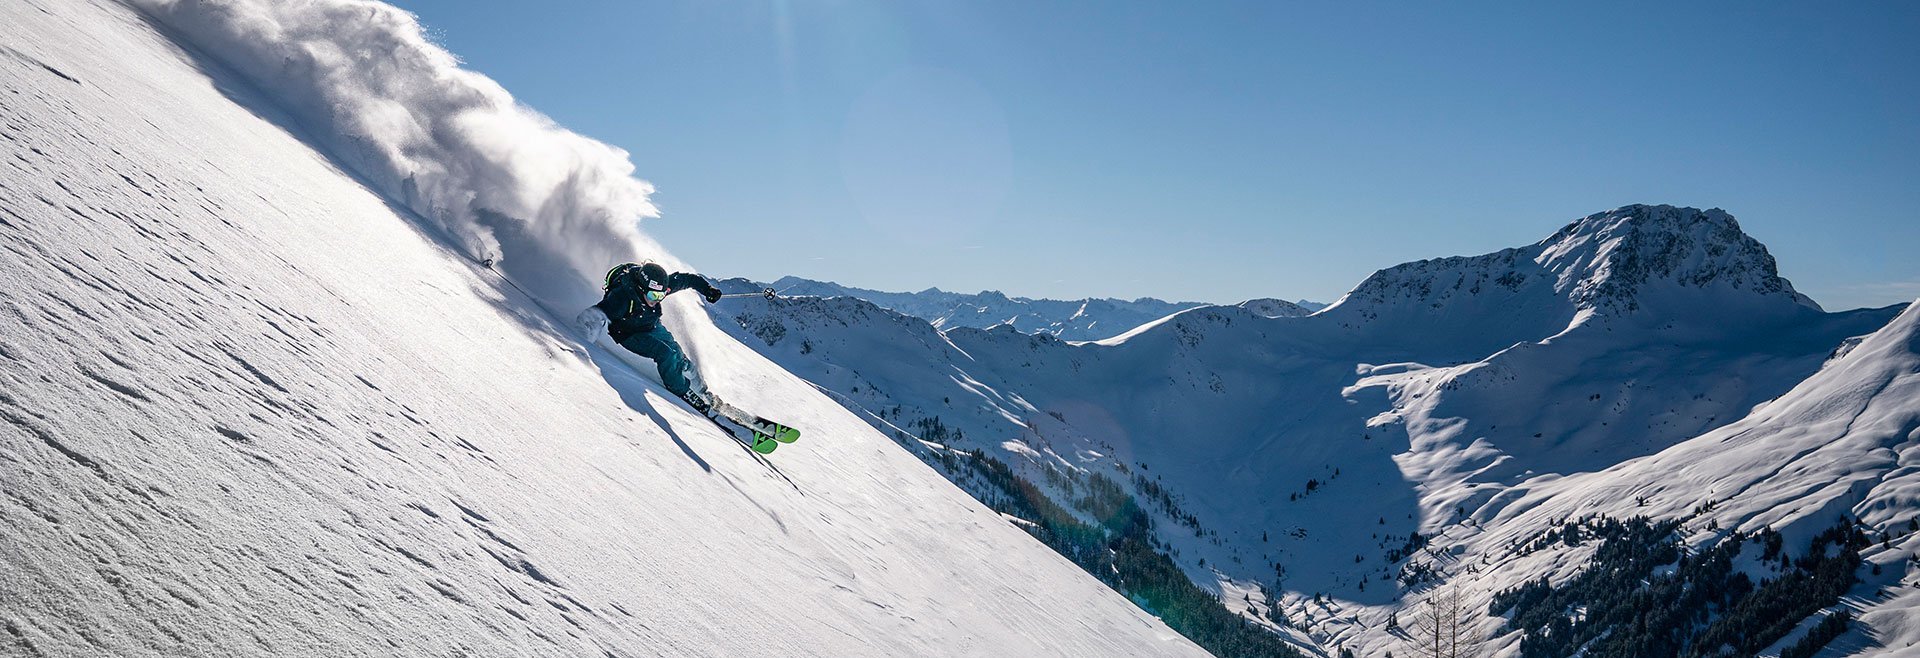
xmin=125 ymin=0 xmax=664 ymax=310
xmin=0 ymin=1 xmax=1202 ymax=655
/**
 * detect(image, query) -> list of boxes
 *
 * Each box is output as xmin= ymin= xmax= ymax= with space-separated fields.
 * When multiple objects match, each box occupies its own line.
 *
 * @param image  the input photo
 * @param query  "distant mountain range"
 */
xmin=742 ymin=276 xmax=1322 ymax=342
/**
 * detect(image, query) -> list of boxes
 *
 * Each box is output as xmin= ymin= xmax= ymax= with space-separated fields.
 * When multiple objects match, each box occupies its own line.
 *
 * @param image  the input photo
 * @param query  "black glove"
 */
xmin=702 ymin=287 xmax=723 ymax=303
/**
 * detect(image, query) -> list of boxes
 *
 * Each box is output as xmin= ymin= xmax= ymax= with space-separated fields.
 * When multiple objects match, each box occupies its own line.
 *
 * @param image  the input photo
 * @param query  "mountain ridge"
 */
xmin=1333 ymin=204 xmax=1813 ymax=316
xmin=710 ymin=205 xmax=1912 ymax=656
xmin=1314 ymin=204 xmax=1827 ymax=362
xmin=763 ymin=275 xmax=1232 ymax=342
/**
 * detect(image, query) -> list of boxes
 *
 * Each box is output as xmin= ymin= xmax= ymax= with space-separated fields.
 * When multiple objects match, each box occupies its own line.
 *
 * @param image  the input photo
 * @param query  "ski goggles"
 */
xmin=645 ymin=288 xmax=667 ymax=303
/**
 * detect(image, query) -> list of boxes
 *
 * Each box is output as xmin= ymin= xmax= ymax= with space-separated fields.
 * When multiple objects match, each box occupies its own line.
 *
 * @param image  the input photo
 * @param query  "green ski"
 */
xmin=706 ymin=399 xmax=800 ymax=454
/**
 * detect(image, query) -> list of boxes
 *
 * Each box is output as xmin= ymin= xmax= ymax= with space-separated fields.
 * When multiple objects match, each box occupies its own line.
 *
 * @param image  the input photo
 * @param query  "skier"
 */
xmin=583 ymin=260 xmax=801 ymax=454
xmin=594 ymin=261 xmax=725 ymax=413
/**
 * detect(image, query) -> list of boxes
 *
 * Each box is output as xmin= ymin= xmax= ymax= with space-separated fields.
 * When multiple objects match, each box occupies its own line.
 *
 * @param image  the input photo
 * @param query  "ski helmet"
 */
xmin=638 ymin=261 xmax=669 ymax=285
xmin=637 ymin=261 xmax=670 ymax=303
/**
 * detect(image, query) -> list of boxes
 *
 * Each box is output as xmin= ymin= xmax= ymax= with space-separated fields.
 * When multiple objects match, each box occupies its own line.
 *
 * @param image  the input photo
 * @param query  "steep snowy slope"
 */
xmin=0 ymin=1 xmax=1203 ymax=656
xmin=1324 ymin=298 xmax=1920 ymax=657
xmin=760 ymin=276 xmax=1210 ymax=342
xmin=712 ymin=204 xmax=1904 ymax=651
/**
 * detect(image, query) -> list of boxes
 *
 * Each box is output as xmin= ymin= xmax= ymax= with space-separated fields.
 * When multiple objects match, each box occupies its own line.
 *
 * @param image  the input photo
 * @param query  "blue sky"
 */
xmin=388 ymin=1 xmax=1919 ymax=310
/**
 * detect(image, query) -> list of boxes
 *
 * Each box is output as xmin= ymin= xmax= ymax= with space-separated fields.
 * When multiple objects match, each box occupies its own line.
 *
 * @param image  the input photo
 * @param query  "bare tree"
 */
xmin=1406 ymin=583 xmax=1474 ymax=658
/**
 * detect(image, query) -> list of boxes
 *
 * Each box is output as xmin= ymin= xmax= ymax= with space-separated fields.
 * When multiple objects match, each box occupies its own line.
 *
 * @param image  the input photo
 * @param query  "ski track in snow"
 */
xmin=0 ymin=1 xmax=1203 ymax=656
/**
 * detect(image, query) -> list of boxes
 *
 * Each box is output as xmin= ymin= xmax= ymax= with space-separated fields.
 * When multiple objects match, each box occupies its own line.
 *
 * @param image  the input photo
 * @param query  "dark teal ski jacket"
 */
xmin=595 ymin=265 xmax=721 ymax=342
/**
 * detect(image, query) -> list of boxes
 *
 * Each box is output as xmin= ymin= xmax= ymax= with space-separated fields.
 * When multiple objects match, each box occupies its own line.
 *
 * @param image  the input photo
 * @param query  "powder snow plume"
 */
xmin=127 ymin=0 xmax=669 ymax=308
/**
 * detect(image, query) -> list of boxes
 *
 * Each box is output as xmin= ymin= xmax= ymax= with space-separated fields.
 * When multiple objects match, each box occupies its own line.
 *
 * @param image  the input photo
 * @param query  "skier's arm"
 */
xmin=667 ymin=272 xmax=724 ymax=302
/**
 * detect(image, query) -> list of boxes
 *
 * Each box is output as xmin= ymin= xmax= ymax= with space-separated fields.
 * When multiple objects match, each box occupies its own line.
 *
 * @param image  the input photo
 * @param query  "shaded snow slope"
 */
xmin=1336 ymin=298 xmax=1920 ymax=657
xmin=0 ymin=1 xmax=1202 ymax=656
xmin=1553 ymin=298 xmax=1920 ymax=654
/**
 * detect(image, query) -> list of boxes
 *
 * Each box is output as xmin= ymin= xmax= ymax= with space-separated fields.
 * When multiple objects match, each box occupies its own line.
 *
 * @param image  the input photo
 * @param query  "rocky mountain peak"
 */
xmin=1537 ymin=204 xmax=1813 ymax=312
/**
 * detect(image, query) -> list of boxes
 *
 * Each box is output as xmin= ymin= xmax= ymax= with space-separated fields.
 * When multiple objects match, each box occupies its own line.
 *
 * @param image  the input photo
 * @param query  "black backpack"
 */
xmin=603 ymin=263 xmax=640 ymax=292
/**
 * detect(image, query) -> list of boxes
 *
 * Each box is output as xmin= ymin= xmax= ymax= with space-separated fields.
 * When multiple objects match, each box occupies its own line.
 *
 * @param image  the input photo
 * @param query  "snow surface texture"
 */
xmin=713 ymin=206 xmax=1917 ymax=655
xmin=759 ymin=276 xmax=1215 ymax=342
xmin=0 ymin=1 xmax=1203 ymax=656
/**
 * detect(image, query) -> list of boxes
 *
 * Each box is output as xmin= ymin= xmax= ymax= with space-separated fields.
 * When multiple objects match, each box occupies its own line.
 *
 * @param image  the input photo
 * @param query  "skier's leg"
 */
xmin=618 ymin=326 xmax=709 ymax=408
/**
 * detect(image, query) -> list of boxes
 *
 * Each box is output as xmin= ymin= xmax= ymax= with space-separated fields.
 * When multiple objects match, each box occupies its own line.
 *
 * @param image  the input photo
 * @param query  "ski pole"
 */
xmin=716 ymin=288 xmax=780 ymax=300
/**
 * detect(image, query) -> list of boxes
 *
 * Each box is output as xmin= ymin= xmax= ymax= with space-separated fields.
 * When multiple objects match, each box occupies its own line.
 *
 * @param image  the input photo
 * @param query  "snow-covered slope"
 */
xmin=0 ymin=1 xmax=1202 ymax=655
xmin=712 ymin=204 xmax=1909 ymax=653
xmin=1335 ymin=297 xmax=1920 ymax=657
xmin=760 ymin=276 xmax=1210 ymax=342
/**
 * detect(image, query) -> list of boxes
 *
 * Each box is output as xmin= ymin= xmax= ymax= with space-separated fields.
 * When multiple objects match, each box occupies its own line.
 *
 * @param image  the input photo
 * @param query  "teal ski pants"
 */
xmin=619 ymin=325 xmax=697 ymax=401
